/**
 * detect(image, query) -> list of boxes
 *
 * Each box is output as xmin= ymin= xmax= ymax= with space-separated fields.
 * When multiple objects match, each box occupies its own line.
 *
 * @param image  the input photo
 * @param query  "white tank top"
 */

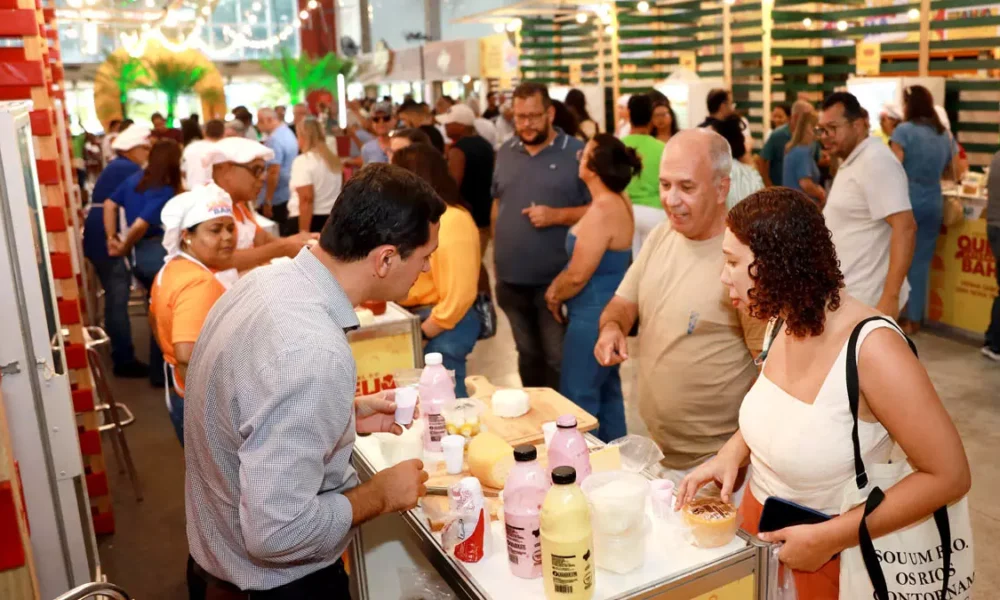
xmin=739 ymin=319 xmax=898 ymax=515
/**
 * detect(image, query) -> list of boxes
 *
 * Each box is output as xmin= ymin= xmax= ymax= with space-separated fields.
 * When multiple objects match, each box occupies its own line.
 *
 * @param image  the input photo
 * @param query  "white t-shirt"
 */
xmin=287 ymin=152 xmax=343 ymax=219
xmin=824 ymin=136 xmax=911 ymax=309
xmin=182 ymin=139 xmax=217 ymax=189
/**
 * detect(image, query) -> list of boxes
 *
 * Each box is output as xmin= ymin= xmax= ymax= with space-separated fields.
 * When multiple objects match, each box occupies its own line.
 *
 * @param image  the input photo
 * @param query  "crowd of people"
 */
xmin=75 ymin=78 xmax=989 ymax=598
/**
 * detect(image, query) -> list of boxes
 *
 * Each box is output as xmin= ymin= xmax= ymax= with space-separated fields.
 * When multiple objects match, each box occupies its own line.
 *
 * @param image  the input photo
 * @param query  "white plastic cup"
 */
xmin=394 ymin=386 xmax=418 ymax=426
xmin=441 ymin=435 xmax=466 ymax=475
xmin=541 ymin=421 xmax=557 ymax=446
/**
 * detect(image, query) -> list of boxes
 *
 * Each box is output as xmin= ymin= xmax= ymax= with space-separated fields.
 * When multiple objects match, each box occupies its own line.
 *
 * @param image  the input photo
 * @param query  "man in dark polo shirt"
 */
xmin=491 ymin=81 xmax=590 ymax=389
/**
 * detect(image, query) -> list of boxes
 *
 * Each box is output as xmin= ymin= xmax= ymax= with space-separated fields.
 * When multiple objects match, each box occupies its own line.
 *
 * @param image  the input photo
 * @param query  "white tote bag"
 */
xmin=838 ymin=317 xmax=975 ymax=600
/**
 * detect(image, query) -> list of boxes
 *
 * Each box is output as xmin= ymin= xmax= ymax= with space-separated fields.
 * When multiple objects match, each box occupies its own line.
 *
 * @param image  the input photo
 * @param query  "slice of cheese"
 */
xmin=467 ymin=431 xmax=514 ymax=489
xmin=589 ymin=446 xmax=622 ymax=473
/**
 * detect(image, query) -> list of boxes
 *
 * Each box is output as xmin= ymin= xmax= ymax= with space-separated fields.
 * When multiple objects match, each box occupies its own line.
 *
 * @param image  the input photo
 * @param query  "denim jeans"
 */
xmin=133 ymin=237 xmax=167 ymax=385
xmin=495 ymin=281 xmax=566 ymax=389
xmin=168 ymin=385 xmax=185 ymax=447
xmin=89 ymin=256 xmax=137 ymax=368
xmin=559 ymin=301 xmax=627 ymax=443
xmin=904 ymin=199 xmax=944 ymax=323
xmin=415 ymin=306 xmax=481 ymax=398
xmin=986 ymin=225 xmax=1000 ymax=352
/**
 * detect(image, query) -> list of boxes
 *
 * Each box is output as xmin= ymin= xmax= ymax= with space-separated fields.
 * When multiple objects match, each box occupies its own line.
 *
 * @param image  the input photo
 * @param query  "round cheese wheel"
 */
xmin=682 ymin=498 xmax=739 ymax=548
xmin=491 ymin=389 xmax=530 ymax=418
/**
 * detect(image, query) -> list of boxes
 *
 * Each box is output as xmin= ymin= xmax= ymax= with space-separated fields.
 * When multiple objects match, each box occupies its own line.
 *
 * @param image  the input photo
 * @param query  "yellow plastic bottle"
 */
xmin=540 ymin=466 xmax=595 ymax=599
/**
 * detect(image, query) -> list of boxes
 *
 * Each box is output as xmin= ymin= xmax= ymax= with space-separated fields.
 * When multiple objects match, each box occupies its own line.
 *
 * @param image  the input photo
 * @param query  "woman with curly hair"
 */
xmin=676 ymin=188 xmax=969 ymax=598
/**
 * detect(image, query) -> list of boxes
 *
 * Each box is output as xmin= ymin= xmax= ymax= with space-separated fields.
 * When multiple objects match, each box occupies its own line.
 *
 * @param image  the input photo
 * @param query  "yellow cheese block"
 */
xmin=467 ymin=431 xmax=514 ymax=489
xmin=589 ymin=446 xmax=622 ymax=473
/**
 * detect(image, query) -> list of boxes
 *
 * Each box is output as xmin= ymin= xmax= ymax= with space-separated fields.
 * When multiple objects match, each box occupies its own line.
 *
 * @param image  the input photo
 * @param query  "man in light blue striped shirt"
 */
xmin=185 ymin=164 xmax=445 ymax=597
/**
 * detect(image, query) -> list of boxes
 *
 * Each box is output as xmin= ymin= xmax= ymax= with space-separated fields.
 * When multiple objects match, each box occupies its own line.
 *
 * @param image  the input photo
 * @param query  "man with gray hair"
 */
xmin=594 ymin=128 xmax=766 ymax=482
xmin=224 ymin=119 xmax=247 ymax=138
xmin=757 ymin=99 xmax=815 ymax=187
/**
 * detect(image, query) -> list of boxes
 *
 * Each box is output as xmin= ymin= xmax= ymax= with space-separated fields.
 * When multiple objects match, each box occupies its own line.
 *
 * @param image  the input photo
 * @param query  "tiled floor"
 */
xmin=98 ymin=281 xmax=1000 ymax=598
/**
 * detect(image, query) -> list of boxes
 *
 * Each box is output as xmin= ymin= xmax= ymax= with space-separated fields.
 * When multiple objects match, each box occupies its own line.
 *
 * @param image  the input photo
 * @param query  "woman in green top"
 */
xmin=620 ymin=94 xmax=666 ymax=258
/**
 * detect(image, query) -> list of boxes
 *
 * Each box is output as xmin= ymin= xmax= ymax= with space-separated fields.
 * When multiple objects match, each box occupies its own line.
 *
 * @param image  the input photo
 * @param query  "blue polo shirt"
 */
xmin=258 ymin=124 xmax=297 ymax=206
xmin=491 ymin=130 xmax=590 ymax=286
xmin=110 ymin=171 xmax=176 ymax=237
xmin=361 ymin=138 xmax=388 ymax=165
xmin=83 ymin=156 xmax=143 ymax=262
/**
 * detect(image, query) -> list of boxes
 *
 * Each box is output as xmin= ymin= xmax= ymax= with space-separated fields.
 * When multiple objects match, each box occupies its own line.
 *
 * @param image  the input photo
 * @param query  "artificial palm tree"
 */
xmin=143 ymin=56 xmax=207 ymax=127
xmin=261 ymin=49 xmax=354 ymax=105
xmin=95 ymin=54 xmax=147 ymax=119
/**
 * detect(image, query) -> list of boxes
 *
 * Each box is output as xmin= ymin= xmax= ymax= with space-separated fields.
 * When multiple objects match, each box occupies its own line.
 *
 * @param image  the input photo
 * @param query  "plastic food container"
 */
xmin=581 ymin=470 xmax=650 ymax=573
xmin=442 ymin=398 xmax=486 ymax=440
xmin=681 ymin=498 xmax=741 ymax=548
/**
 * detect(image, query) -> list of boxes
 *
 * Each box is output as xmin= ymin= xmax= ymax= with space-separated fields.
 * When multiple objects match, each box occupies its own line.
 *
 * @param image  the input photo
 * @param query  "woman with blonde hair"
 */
xmin=783 ymin=111 xmax=826 ymax=207
xmin=288 ymin=117 xmax=344 ymax=233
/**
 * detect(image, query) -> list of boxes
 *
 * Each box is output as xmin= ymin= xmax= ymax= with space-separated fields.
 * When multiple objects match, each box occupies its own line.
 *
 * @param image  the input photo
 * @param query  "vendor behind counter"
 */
xmin=150 ymin=183 xmax=238 ymax=444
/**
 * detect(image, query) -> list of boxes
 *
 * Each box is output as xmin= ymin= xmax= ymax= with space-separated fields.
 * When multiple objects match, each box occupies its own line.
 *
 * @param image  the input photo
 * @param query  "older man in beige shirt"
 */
xmin=595 ymin=129 xmax=766 ymax=481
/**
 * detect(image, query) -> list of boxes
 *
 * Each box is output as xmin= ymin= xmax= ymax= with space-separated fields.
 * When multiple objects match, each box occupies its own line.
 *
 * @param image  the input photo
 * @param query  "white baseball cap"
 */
xmin=206 ymin=137 xmax=275 ymax=166
xmin=880 ymin=101 xmax=903 ymax=121
xmin=435 ymin=104 xmax=476 ymax=127
xmin=111 ymin=125 xmax=151 ymax=151
xmin=160 ymin=183 xmax=234 ymax=259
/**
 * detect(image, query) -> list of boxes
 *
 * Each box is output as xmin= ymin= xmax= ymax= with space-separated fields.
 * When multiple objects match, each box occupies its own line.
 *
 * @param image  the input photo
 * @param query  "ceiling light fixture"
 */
xmin=801 ymin=17 xmax=812 ymax=27
xmin=575 ymin=12 xmax=587 ymax=24
xmin=836 ymin=19 xmax=848 ymax=31
xmin=637 ymin=1 xmax=650 ymax=12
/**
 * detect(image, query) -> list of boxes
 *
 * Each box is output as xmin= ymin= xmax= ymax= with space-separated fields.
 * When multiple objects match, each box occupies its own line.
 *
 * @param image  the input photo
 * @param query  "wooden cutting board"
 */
xmin=463 ymin=376 xmax=597 ymax=446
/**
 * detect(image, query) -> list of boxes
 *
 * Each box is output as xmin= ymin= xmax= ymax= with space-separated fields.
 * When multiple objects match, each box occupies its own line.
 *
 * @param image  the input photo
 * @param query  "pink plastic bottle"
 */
xmin=547 ymin=415 xmax=591 ymax=483
xmin=504 ymin=445 xmax=551 ymax=578
xmin=419 ymin=352 xmax=455 ymax=452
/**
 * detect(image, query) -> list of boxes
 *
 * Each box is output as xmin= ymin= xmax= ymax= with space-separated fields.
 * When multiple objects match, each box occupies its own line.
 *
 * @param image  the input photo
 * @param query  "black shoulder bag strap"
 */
xmin=846 ymin=316 xmax=952 ymax=600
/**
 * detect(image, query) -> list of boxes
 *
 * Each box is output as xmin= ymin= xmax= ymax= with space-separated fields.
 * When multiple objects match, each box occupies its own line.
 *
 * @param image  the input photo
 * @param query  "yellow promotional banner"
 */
xmin=692 ymin=574 xmax=755 ymax=600
xmin=929 ymin=218 xmax=998 ymax=334
xmin=350 ymin=332 xmax=417 ymax=397
xmin=856 ymin=42 xmax=881 ymax=76
xmin=480 ymin=33 xmax=519 ymax=81
xmin=679 ymin=51 xmax=697 ymax=72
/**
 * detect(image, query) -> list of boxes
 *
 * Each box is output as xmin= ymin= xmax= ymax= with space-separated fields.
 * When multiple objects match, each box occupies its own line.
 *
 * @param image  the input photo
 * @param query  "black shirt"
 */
xmin=454 ymin=134 xmax=496 ymax=228
xmin=419 ymin=125 xmax=446 ymax=154
xmin=482 ymin=107 xmax=500 ymax=120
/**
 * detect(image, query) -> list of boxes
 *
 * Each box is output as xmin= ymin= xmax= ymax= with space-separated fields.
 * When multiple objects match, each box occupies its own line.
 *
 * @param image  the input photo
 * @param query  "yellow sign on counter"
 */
xmin=929 ymin=218 xmax=998 ymax=334
xmin=350 ymin=332 xmax=416 ymax=396
xmin=692 ymin=574 xmax=755 ymax=600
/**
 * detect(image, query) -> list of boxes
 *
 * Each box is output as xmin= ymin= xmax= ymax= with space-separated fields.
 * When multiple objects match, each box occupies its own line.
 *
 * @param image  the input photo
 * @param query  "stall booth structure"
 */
xmin=929 ymin=179 xmax=996 ymax=338
xmin=655 ymin=72 xmax=725 ymax=131
xmin=846 ymin=76 xmax=947 ymax=134
xmin=423 ymin=39 xmax=484 ymax=103
xmin=355 ymin=42 xmax=426 ymax=103
xmin=349 ymin=407 xmax=775 ymax=600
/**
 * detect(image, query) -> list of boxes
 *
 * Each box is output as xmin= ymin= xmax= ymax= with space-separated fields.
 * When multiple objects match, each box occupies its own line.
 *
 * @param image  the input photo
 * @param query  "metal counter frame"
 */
xmin=349 ymin=433 xmax=774 ymax=600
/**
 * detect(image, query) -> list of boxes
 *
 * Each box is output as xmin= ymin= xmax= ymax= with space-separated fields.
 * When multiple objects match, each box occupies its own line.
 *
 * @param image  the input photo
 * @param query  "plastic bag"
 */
xmin=607 ymin=434 xmax=664 ymax=473
xmin=767 ymin=544 xmax=797 ymax=600
xmin=397 ymin=567 xmax=457 ymax=600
